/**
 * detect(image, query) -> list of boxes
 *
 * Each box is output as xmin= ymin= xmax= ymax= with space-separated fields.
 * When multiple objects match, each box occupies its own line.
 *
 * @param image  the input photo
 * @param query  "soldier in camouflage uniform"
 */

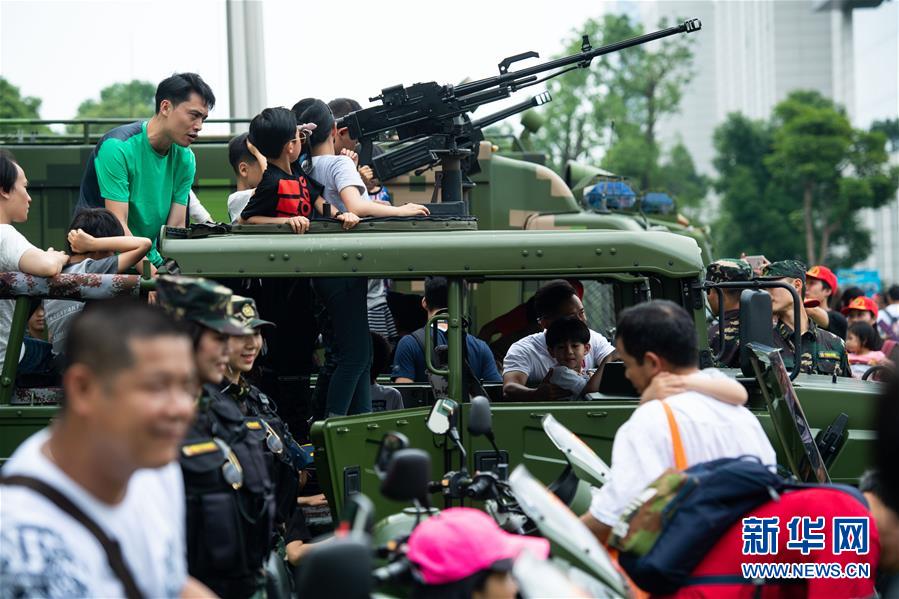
xmin=758 ymin=261 xmax=851 ymax=377
xmin=705 ymin=258 xmax=753 ymax=368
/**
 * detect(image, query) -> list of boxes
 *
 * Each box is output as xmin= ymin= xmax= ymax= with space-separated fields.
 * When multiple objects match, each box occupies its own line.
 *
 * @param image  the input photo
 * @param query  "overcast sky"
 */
xmin=0 ymin=0 xmax=896 ymax=132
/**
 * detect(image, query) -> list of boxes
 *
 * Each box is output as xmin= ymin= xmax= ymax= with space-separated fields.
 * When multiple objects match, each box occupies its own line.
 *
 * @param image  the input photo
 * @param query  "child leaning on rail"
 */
xmin=0 ymin=150 xmax=69 ymax=374
xmin=238 ymin=106 xmax=360 ymax=233
xmin=43 ymin=208 xmax=151 ymax=357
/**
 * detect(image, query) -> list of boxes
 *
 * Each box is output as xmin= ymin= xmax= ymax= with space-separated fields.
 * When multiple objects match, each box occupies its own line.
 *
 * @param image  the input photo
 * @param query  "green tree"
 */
xmin=713 ymin=96 xmax=899 ymax=268
xmin=0 ymin=77 xmax=49 ymax=136
xmin=871 ymin=118 xmax=899 ymax=152
xmin=599 ymin=17 xmax=697 ymax=193
xmin=68 ymin=80 xmax=156 ymax=134
xmin=766 ymin=91 xmax=898 ymax=266
xmin=525 ymin=14 xmax=704 ymax=215
xmin=712 ymin=113 xmax=802 ymax=259
xmin=531 ymin=16 xmax=612 ymax=172
xmin=656 ymin=142 xmax=709 ymax=217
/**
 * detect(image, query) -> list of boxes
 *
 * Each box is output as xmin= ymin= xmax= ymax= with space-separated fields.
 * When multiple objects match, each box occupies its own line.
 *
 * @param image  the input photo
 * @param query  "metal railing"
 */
xmin=0 ymin=118 xmax=253 ymax=145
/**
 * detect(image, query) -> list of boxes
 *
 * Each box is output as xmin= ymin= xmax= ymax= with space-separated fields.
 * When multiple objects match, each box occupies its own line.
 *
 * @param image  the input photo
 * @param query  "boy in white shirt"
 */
xmin=226 ymin=133 xmax=266 ymax=224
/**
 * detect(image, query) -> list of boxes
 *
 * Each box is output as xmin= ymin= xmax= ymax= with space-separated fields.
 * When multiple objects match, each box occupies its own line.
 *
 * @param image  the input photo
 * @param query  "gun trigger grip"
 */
xmin=498 ymin=51 xmax=539 ymax=75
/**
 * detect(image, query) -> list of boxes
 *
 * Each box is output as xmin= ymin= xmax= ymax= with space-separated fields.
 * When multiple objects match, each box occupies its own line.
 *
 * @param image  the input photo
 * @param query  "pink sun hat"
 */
xmin=407 ymin=507 xmax=551 ymax=585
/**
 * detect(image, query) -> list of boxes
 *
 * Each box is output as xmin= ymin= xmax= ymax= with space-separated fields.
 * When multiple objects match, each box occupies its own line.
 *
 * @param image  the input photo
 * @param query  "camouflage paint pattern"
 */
xmin=0 ymin=272 xmax=141 ymax=300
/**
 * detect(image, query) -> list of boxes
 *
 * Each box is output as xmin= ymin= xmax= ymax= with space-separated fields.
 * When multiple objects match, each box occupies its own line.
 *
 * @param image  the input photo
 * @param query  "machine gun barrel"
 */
xmin=471 ymin=92 xmax=552 ymax=130
xmin=454 ymin=19 xmax=701 ymax=100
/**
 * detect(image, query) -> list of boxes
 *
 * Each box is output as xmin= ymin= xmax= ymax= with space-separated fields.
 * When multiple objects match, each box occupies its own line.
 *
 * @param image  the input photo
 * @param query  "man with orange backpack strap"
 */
xmin=580 ymin=300 xmax=776 ymax=545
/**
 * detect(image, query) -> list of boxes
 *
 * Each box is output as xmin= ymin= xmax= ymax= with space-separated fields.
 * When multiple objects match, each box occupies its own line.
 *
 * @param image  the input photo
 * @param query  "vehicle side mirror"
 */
xmin=739 ymin=290 xmax=775 ymax=377
xmin=341 ymin=493 xmax=375 ymax=536
xmin=295 ymin=537 xmax=372 ymax=599
xmin=427 ymin=398 xmax=459 ymax=435
xmin=380 ymin=448 xmax=431 ymax=503
xmin=468 ymin=396 xmax=493 ymax=437
xmin=374 ymin=432 xmax=410 ymax=478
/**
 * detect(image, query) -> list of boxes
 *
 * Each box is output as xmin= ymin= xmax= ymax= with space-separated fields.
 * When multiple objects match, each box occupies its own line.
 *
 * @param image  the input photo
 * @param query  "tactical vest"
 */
xmin=179 ymin=385 xmax=275 ymax=599
xmin=222 ymin=380 xmax=306 ymax=525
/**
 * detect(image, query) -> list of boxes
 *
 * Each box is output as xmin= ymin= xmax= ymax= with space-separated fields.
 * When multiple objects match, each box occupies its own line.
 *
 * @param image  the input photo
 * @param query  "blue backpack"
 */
xmin=610 ymin=456 xmax=787 ymax=595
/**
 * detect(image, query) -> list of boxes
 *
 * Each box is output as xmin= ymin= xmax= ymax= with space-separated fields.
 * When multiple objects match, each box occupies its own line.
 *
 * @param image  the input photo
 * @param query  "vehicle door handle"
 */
xmin=395 ymin=419 xmax=409 ymax=426
xmin=529 ymin=413 xmax=547 ymax=419
xmin=367 ymin=423 xmax=380 ymax=430
xmin=587 ymin=411 xmax=608 ymax=418
xmin=336 ymin=427 xmax=350 ymax=434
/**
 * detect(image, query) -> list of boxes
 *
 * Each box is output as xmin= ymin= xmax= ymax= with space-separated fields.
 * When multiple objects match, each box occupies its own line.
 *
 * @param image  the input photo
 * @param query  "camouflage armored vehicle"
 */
xmin=0 ymin=223 xmax=881 ymax=522
xmin=0 ymin=19 xmax=711 ymax=264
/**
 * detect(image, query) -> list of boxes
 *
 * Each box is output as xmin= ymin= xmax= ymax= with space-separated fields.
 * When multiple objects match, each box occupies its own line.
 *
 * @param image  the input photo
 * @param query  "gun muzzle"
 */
xmin=684 ymin=18 xmax=702 ymax=33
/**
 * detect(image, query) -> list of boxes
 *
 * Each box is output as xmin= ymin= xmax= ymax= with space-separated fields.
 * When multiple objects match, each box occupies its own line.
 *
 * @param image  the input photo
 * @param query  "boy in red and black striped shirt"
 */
xmin=240 ymin=107 xmax=357 ymax=233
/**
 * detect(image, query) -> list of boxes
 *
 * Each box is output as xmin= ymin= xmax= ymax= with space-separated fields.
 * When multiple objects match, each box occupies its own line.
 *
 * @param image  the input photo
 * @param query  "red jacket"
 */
xmin=658 ymin=488 xmax=880 ymax=599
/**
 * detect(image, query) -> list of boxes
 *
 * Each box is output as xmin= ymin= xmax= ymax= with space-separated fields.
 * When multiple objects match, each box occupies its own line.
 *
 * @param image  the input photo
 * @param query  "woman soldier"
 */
xmin=221 ymin=295 xmax=326 ymax=566
xmin=156 ymin=276 xmax=276 ymax=599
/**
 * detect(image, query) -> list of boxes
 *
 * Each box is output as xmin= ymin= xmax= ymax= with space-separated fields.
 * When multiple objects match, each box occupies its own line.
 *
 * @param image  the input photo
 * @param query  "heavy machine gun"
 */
xmin=338 ymin=18 xmax=701 ymax=203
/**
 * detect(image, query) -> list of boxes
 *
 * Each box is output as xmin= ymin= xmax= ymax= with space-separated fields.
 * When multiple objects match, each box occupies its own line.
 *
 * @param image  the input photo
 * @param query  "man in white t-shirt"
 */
xmin=0 ymin=300 xmax=211 ymax=598
xmin=0 ymin=151 xmax=69 ymax=369
xmin=580 ymin=300 xmax=776 ymax=543
xmin=502 ymin=279 xmax=616 ymax=401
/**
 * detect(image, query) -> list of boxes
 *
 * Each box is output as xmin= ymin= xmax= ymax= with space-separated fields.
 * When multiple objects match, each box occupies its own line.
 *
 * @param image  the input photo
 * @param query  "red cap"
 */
xmin=407 ymin=507 xmax=550 ymax=585
xmin=806 ymin=265 xmax=838 ymax=295
xmin=841 ymin=295 xmax=878 ymax=319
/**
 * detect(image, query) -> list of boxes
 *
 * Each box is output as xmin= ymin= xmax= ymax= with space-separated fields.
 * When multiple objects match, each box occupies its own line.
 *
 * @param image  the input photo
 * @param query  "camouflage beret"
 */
xmin=230 ymin=295 xmax=275 ymax=330
xmin=156 ymin=275 xmax=251 ymax=335
xmin=706 ymin=258 xmax=752 ymax=283
xmin=758 ymin=260 xmax=808 ymax=282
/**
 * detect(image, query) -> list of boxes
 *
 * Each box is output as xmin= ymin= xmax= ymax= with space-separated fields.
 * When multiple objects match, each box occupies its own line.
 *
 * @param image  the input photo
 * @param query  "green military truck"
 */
xmin=0 ymin=223 xmax=879 ymax=521
xmin=2 ymin=119 xmax=712 ymax=266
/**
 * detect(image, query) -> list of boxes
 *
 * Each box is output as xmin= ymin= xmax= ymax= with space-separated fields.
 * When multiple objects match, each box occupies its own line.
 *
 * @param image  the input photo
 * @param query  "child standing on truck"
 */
xmin=239 ymin=107 xmax=359 ymax=232
xmin=292 ymin=98 xmax=430 ymax=416
xmin=44 ymin=208 xmax=151 ymax=357
xmin=0 ymin=150 xmax=69 ymax=373
xmin=226 ymin=133 xmax=265 ymax=224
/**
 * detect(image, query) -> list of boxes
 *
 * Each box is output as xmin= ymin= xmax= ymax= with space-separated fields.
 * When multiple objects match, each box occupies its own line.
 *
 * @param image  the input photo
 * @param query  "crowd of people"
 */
xmin=1 ymin=71 xmax=899 ymax=598
xmin=705 ymin=257 xmax=898 ymax=379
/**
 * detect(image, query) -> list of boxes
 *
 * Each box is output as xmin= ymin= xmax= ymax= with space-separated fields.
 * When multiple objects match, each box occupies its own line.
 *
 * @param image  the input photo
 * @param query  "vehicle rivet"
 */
xmin=352 ymin=267 xmax=358 ymax=272
xmin=595 ymin=249 xmax=602 ymax=255
xmin=295 ymin=267 xmax=302 ymax=273
xmin=521 ymin=250 xmax=529 ymax=257
xmin=342 ymin=253 xmax=349 ymax=260
xmin=668 ymin=260 xmax=674 ymax=266
xmin=356 ymin=253 xmax=363 ymax=260
xmin=634 ymin=261 xmax=639 ymax=267
xmin=536 ymin=250 xmax=543 ymax=257
xmin=464 ymin=265 xmax=470 ymax=270
xmin=408 ymin=266 xmax=414 ymax=271
xmin=238 ymin=268 xmax=245 ymax=274
xmin=610 ymin=248 xmax=617 ymax=255
xmin=282 ymin=254 xmax=289 ymax=261
xmin=268 ymin=253 xmax=275 ymax=261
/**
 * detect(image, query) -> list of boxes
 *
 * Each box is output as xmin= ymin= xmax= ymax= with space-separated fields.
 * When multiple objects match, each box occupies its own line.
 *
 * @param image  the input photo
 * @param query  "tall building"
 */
xmin=631 ymin=0 xmax=862 ymax=176
xmin=627 ymin=0 xmax=897 ymax=284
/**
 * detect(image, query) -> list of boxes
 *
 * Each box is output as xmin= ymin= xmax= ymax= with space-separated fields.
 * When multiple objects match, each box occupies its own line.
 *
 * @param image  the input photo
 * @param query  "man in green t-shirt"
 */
xmin=75 ymin=73 xmax=215 ymax=269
